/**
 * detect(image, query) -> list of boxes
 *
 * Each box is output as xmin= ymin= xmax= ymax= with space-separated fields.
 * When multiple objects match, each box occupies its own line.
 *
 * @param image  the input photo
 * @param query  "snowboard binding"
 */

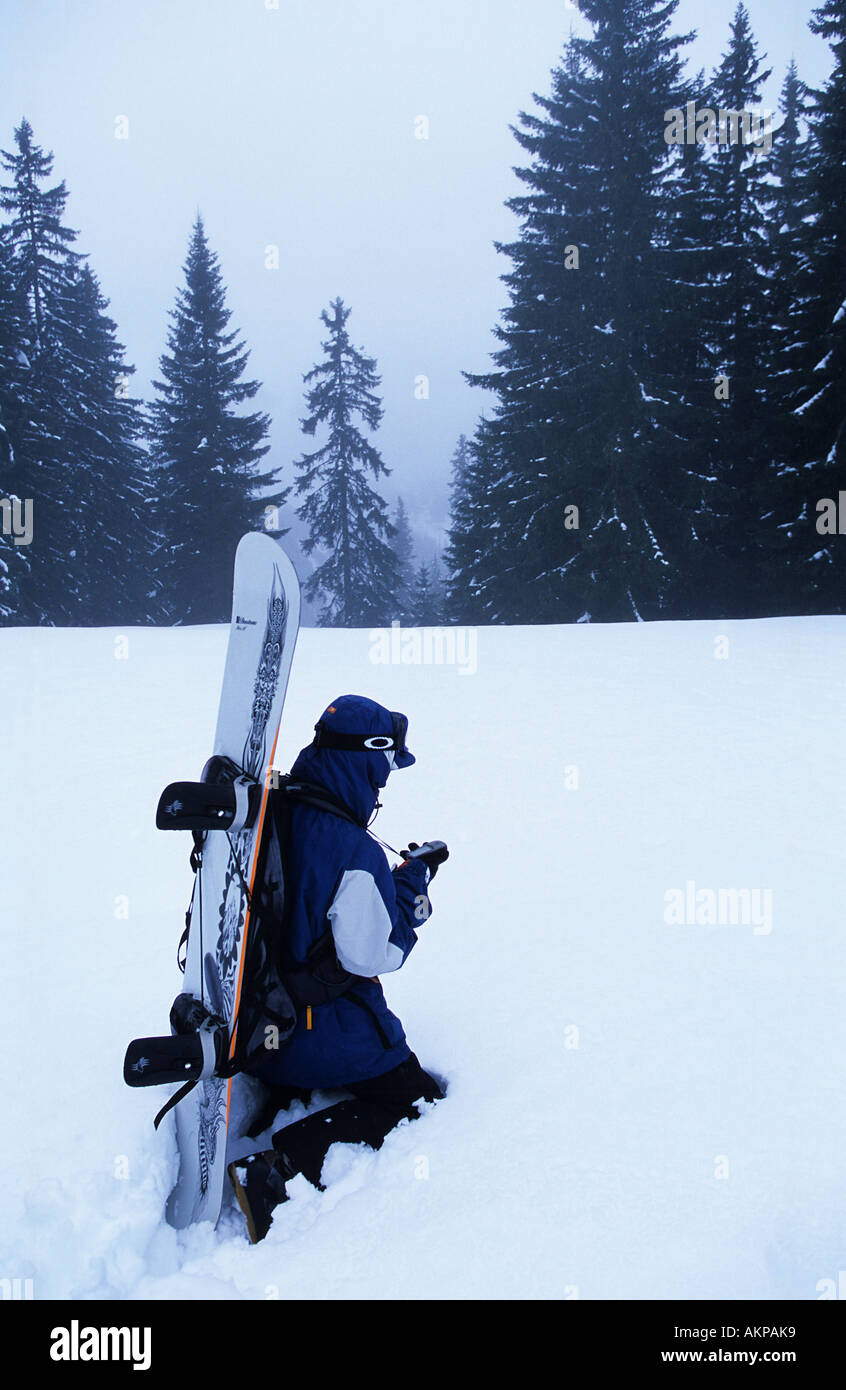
xmin=125 ymin=758 xmax=256 ymax=1111
xmin=125 ymin=751 xmax=294 ymax=1129
xmin=123 ymin=994 xmax=228 ymax=1091
xmin=156 ymin=754 xmax=262 ymax=833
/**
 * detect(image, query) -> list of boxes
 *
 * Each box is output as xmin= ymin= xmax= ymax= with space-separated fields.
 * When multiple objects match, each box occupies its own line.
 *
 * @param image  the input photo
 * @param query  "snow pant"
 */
xmin=270 ymin=1053 xmax=444 ymax=1189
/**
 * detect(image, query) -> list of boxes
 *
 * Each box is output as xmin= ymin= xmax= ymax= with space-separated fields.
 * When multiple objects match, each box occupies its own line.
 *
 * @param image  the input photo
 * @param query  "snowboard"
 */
xmin=155 ymin=533 xmax=300 ymax=1229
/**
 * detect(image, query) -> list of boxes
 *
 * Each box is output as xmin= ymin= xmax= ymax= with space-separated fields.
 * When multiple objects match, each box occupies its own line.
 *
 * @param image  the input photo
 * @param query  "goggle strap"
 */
xmin=313 ymin=726 xmax=402 ymax=753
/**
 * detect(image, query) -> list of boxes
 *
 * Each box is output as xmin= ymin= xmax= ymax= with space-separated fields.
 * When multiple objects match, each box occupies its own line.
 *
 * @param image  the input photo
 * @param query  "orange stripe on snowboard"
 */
xmin=225 ymin=726 xmax=280 ymax=1127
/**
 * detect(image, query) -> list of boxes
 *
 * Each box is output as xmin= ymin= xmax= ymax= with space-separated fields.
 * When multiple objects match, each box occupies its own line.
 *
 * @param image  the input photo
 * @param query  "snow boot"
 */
xmin=228 ymin=1151 xmax=294 ymax=1244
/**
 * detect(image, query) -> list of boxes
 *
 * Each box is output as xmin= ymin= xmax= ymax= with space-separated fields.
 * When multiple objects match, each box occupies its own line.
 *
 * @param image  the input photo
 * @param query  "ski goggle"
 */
xmin=312 ymin=711 xmax=414 ymax=766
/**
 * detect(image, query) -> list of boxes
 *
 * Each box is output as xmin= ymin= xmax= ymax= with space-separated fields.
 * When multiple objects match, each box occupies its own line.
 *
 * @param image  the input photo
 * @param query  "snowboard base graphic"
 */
xmin=153 ymin=534 xmax=300 ymax=1230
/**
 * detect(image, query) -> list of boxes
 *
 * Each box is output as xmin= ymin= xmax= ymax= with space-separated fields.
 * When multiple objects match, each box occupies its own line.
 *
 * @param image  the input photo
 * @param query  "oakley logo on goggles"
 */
xmin=313 ymin=712 xmax=409 ymax=754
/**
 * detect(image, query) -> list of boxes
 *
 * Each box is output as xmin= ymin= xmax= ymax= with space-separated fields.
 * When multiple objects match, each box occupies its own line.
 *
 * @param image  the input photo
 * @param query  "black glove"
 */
xmin=400 ymin=840 xmax=449 ymax=880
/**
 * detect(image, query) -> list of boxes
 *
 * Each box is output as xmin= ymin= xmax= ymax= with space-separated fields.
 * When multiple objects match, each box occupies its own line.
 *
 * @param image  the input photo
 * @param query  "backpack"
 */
xmin=234 ymin=773 xmax=364 ymax=1060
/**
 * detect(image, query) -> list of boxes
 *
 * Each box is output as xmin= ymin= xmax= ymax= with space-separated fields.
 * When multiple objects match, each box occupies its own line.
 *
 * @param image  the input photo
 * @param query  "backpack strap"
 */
xmin=226 ymin=786 xmax=296 ymax=1074
xmin=278 ymin=775 xmax=365 ymax=828
xmin=195 ymin=775 xmax=368 ymax=1083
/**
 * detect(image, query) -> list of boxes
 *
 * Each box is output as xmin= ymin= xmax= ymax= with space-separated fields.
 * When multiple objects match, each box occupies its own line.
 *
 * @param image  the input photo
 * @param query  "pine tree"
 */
xmin=0 ymin=225 xmax=31 ymax=618
xmin=148 ymin=214 xmax=281 ymax=623
xmin=410 ymin=562 xmax=438 ymax=625
xmin=62 ymin=265 xmax=154 ymax=624
xmin=767 ymin=61 xmax=813 ymax=313
xmin=294 ymin=297 xmax=399 ymax=626
xmin=793 ymin=0 xmax=846 ymax=610
xmin=0 ymin=119 xmax=82 ymax=352
xmin=758 ymin=59 xmax=822 ymax=612
xmin=390 ymin=495 xmax=416 ymax=620
xmin=0 ymin=228 xmax=27 ymax=462
xmin=462 ymin=3 xmax=709 ymax=623
xmin=701 ymin=4 xmax=776 ymax=617
xmin=0 ymin=118 xmax=84 ymax=622
xmin=650 ymin=66 xmax=732 ymax=619
xmin=444 ymin=429 xmax=502 ymax=622
xmin=0 ymin=118 xmax=150 ymax=624
xmin=429 ymin=550 xmax=448 ymax=624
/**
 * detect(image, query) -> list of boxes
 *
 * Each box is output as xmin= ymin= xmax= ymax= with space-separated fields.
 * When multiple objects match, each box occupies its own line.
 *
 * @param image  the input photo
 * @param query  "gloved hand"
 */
xmin=399 ymin=840 xmax=449 ymax=880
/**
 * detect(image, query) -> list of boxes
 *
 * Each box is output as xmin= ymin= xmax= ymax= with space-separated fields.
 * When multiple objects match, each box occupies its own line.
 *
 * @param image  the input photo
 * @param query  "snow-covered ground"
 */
xmin=1 ymin=615 xmax=844 ymax=1300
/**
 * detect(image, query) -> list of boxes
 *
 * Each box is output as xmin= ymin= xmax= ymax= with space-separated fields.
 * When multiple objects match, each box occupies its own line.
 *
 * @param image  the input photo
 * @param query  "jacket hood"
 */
xmin=289 ymin=694 xmax=415 ymax=825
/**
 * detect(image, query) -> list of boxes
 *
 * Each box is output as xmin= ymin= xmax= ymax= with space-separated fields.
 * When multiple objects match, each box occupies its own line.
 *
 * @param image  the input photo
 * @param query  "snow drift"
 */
xmin=1 ymin=615 xmax=843 ymax=1299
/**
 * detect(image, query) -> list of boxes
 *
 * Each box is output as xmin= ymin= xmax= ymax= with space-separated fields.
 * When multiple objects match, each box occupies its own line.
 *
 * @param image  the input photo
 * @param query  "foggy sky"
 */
xmin=1 ymin=0 xmax=833 ymax=570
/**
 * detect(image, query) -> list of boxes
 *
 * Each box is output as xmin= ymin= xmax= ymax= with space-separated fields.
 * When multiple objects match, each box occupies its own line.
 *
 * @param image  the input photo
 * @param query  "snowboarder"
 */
xmin=228 ymin=693 xmax=447 ymax=1243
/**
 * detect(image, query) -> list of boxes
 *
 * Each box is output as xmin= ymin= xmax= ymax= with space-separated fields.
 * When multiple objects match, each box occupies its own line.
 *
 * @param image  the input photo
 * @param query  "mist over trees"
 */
xmin=148 ymin=214 xmax=281 ymax=623
xmin=447 ymin=0 xmax=846 ymax=623
xmin=293 ymin=297 xmax=401 ymax=626
xmin=0 ymin=124 xmax=284 ymax=625
xmin=1 ymin=1 xmax=844 ymax=628
xmin=0 ymin=119 xmax=151 ymax=623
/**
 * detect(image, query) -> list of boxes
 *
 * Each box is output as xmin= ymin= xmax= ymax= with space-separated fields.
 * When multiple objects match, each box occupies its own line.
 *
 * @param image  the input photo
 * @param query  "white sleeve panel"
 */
xmin=327 ymin=868 xmax=405 ymax=977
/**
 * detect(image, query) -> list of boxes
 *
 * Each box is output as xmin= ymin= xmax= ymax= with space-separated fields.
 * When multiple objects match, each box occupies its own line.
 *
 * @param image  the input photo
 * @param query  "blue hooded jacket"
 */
xmin=246 ymin=695 xmax=431 ymax=1090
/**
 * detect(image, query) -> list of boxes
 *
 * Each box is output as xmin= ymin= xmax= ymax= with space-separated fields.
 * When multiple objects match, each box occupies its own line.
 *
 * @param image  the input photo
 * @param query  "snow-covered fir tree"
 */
xmin=148 ymin=214 xmax=281 ymax=623
xmin=61 ymin=265 xmax=153 ymax=624
xmin=698 ymin=4 xmax=777 ymax=617
xmin=0 ymin=224 xmax=30 ymax=618
xmin=429 ymin=550 xmax=448 ymax=623
xmin=1 ymin=118 xmax=87 ymax=623
xmin=294 ymin=297 xmax=400 ymax=626
xmin=792 ymin=0 xmax=846 ymax=611
xmin=766 ymin=60 xmax=814 ymax=384
xmin=389 ymin=495 xmax=416 ymax=621
xmin=409 ymin=560 xmax=447 ymax=626
xmin=0 ymin=118 xmax=150 ymax=624
xmin=756 ymin=58 xmax=824 ymax=614
xmin=0 ymin=219 xmax=28 ymax=459
xmin=444 ymin=429 xmax=501 ymax=622
xmin=648 ymin=62 xmax=733 ymax=620
xmin=461 ymin=2 xmax=708 ymax=623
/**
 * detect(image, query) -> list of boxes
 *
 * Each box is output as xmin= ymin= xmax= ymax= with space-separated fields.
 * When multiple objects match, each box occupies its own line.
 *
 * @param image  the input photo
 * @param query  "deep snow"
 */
xmin=1 ymin=615 xmax=844 ymax=1299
